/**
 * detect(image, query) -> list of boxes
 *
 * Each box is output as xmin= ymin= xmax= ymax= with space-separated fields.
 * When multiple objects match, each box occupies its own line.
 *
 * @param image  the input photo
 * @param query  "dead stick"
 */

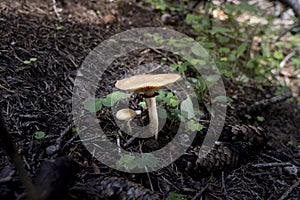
xmin=0 ymin=112 xmax=38 ymax=200
xmin=252 ymin=162 xmax=293 ymax=168
xmin=278 ymin=179 xmax=300 ymax=200
xmin=241 ymin=91 xmax=292 ymax=116
xmin=221 ymin=171 xmax=229 ymax=200
xmin=191 ymin=184 xmax=209 ymax=200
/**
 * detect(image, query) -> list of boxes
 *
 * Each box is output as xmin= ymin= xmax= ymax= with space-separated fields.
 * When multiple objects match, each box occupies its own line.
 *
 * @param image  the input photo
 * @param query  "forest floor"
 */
xmin=0 ymin=0 xmax=299 ymax=199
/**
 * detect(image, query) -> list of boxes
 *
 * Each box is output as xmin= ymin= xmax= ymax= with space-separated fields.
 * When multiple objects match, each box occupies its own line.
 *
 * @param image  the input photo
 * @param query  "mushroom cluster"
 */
xmin=115 ymin=73 xmax=180 ymax=139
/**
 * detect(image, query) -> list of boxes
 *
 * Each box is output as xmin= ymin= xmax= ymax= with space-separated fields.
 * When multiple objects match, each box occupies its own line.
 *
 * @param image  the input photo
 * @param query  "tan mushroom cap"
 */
xmin=116 ymin=109 xmax=136 ymax=121
xmin=115 ymin=73 xmax=181 ymax=94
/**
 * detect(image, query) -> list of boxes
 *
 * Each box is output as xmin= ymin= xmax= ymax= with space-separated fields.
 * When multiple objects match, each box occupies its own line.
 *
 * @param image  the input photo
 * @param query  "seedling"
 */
xmin=185 ymin=120 xmax=203 ymax=131
xmin=116 ymin=153 xmax=158 ymax=170
xmin=23 ymin=57 xmax=37 ymax=64
xmin=34 ymin=131 xmax=45 ymax=140
xmin=256 ymin=116 xmax=265 ymax=122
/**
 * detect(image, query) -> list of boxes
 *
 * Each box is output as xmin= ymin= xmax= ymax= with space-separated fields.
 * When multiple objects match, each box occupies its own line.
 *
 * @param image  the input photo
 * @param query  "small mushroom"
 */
xmin=115 ymin=73 xmax=180 ymax=139
xmin=116 ymin=108 xmax=136 ymax=134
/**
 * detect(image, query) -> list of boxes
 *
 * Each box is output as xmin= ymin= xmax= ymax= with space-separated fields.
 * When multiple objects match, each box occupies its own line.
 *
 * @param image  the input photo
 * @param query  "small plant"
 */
xmin=116 ymin=155 xmax=137 ymax=170
xmin=155 ymin=91 xmax=179 ymax=107
xmin=256 ymin=116 xmax=265 ymax=122
xmin=72 ymin=127 xmax=78 ymax=134
xmin=23 ymin=57 xmax=37 ymax=64
xmin=155 ymin=91 xmax=204 ymax=132
xmin=170 ymin=61 xmax=188 ymax=73
xmin=116 ymin=153 xmax=158 ymax=170
xmin=84 ymin=91 xmax=131 ymax=113
xmin=34 ymin=131 xmax=45 ymax=139
xmin=185 ymin=120 xmax=203 ymax=131
xmin=166 ymin=192 xmax=187 ymax=200
xmin=146 ymin=0 xmax=167 ymax=12
xmin=244 ymin=114 xmax=252 ymax=119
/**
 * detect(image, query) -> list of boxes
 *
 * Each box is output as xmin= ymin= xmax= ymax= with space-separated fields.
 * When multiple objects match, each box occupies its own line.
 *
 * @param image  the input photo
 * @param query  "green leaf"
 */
xmin=273 ymin=51 xmax=284 ymax=60
xmin=218 ymin=47 xmax=230 ymax=53
xmin=136 ymin=153 xmax=158 ymax=168
xmin=214 ymin=96 xmax=233 ymax=103
xmin=216 ymin=34 xmax=230 ymax=44
xmin=178 ymin=64 xmax=187 ymax=73
xmin=291 ymin=58 xmax=300 ymax=67
xmin=116 ymin=155 xmax=137 ymax=170
xmin=34 ymin=131 xmax=45 ymax=139
xmin=236 ymin=42 xmax=248 ymax=58
xmin=211 ymin=27 xmax=233 ymax=34
xmin=185 ymin=120 xmax=203 ymax=131
xmin=139 ymin=101 xmax=146 ymax=108
xmin=256 ymin=116 xmax=265 ymax=122
xmin=166 ymin=192 xmax=188 ymax=200
xmin=244 ymin=114 xmax=252 ymax=119
xmin=84 ymin=98 xmax=102 ymax=112
xmin=23 ymin=60 xmax=31 ymax=64
xmin=202 ymin=42 xmax=216 ymax=49
xmin=180 ymin=96 xmax=195 ymax=119
xmin=169 ymin=96 xmax=179 ymax=107
xmin=102 ymin=91 xmax=131 ymax=107
xmin=170 ymin=63 xmax=179 ymax=71
xmin=72 ymin=127 xmax=78 ymax=134
xmin=29 ymin=57 xmax=37 ymax=62
xmin=185 ymin=14 xmax=202 ymax=24
xmin=169 ymin=109 xmax=185 ymax=122
xmin=155 ymin=90 xmax=166 ymax=102
xmin=196 ymin=76 xmax=207 ymax=92
xmin=56 ymin=26 xmax=63 ymax=30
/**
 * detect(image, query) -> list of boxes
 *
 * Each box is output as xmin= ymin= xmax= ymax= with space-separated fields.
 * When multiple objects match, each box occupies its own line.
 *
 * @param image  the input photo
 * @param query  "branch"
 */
xmin=240 ymin=91 xmax=293 ymax=116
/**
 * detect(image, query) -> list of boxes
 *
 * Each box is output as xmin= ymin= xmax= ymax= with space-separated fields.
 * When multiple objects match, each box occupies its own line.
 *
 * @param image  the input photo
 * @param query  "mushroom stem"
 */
xmin=145 ymin=97 xmax=159 ymax=140
xmin=126 ymin=120 xmax=132 ymax=133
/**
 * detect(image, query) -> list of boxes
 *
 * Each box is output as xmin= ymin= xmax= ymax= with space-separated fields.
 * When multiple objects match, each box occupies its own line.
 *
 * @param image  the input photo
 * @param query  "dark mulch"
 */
xmin=0 ymin=0 xmax=299 ymax=199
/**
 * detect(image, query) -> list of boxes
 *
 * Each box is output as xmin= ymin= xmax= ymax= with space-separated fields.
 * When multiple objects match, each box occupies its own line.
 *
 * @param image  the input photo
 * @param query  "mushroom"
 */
xmin=115 ymin=73 xmax=180 ymax=139
xmin=116 ymin=108 xmax=136 ymax=134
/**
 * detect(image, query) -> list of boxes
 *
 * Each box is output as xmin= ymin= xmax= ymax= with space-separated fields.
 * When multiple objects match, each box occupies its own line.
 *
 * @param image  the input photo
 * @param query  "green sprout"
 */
xmin=23 ymin=57 xmax=37 ymax=64
xmin=34 ymin=131 xmax=45 ymax=139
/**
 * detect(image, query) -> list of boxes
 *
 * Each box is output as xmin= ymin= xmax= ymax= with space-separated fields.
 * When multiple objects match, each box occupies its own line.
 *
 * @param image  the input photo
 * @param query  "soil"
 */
xmin=0 ymin=0 xmax=299 ymax=199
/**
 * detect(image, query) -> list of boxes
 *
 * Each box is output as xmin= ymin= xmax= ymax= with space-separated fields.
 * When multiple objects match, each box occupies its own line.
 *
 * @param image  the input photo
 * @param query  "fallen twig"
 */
xmin=191 ymin=184 xmax=209 ymax=200
xmin=252 ymin=162 xmax=292 ymax=168
xmin=52 ymin=0 xmax=62 ymax=21
xmin=57 ymin=123 xmax=73 ymax=149
xmin=123 ymin=132 xmax=140 ymax=148
xmin=241 ymin=91 xmax=293 ymax=116
xmin=221 ymin=171 xmax=229 ymax=200
xmin=273 ymin=23 xmax=300 ymax=43
xmin=278 ymin=179 xmax=300 ymax=200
